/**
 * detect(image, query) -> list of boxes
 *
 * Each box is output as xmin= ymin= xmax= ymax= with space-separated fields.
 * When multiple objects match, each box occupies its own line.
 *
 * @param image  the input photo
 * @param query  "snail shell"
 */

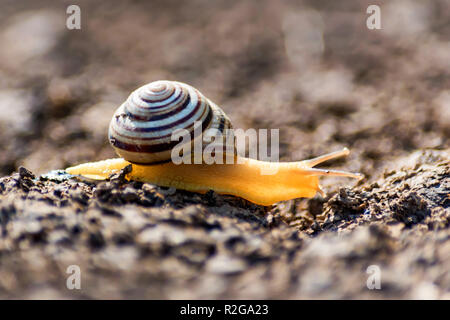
xmin=108 ymin=80 xmax=234 ymax=164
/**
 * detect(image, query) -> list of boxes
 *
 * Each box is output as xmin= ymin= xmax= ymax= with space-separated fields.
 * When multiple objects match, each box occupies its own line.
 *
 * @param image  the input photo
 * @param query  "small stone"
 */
xmin=19 ymin=167 xmax=35 ymax=180
xmin=206 ymin=254 xmax=246 ymax=274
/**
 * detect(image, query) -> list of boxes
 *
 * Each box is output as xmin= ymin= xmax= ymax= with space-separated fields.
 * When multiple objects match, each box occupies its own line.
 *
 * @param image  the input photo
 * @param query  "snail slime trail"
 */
xmin=66 ymin=80 xmax=363 ymax=205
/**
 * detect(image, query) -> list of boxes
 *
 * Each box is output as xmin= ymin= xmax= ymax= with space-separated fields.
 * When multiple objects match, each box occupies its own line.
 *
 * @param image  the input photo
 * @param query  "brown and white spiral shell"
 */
xmin=108 ymin=80 xmax=233 ymax=164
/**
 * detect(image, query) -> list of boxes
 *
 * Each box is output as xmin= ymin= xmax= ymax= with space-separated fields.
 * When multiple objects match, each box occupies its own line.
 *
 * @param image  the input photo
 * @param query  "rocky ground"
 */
xmin=0 ymin=0 xmax=449 ymax=299
xmin=0 ymin=149 xmax=448 ymax=299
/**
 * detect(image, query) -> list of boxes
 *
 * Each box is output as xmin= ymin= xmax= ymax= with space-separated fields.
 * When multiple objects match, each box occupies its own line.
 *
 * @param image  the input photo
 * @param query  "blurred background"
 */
xmin=0 ymin=0 xmax=449 ymax=301
xmin=0 ymin=0 xmax=449 ymax=188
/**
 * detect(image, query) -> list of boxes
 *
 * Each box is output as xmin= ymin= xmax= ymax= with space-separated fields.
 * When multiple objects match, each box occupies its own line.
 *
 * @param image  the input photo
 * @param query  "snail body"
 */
xmin=66 ymin=80 xmax=362 ymax=205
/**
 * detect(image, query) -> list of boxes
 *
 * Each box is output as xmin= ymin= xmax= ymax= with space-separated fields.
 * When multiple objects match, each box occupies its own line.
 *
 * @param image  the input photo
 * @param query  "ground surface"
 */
xmin=0 ymin=0 xmax=449 ymax=299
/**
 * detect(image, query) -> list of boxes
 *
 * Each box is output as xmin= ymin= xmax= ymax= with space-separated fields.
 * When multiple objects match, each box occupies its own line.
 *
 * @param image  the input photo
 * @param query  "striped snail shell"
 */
xmin=108 ymin=80 xmax=234 ymax=164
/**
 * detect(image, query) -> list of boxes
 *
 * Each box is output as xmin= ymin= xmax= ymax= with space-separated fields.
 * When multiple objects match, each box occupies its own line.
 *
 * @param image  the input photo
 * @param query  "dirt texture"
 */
xmin=0 ymin=0 xmax=449 ymax=299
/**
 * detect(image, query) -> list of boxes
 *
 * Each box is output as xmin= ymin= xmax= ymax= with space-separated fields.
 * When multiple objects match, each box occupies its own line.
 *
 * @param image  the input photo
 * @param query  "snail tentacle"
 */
xmin=302 ymin=148 xmax=350 ymax=167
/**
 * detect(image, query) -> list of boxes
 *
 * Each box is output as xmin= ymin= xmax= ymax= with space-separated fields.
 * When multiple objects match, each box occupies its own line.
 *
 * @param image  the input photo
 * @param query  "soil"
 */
xmin=0 ymin=0 xmax=449 ymax=299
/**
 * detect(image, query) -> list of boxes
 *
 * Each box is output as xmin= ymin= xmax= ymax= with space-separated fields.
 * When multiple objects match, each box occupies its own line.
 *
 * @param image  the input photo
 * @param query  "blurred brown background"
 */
xmin=0 ymin=0 xmax=449 ymax=300
xmin=0 ymin=0 xmax=449 ymax=186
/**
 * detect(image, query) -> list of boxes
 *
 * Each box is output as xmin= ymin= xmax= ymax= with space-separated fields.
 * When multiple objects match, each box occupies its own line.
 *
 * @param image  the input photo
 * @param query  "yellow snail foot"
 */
xmin=65 ymin=148 xmax=363 ymax=206
xmin=66 ymin=158 xmax=129 ymax=180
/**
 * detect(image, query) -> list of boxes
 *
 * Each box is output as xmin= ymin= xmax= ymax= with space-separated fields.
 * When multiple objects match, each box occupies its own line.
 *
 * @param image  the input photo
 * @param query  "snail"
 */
xmin=66 ymin=80 xmax=363 ymax=205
